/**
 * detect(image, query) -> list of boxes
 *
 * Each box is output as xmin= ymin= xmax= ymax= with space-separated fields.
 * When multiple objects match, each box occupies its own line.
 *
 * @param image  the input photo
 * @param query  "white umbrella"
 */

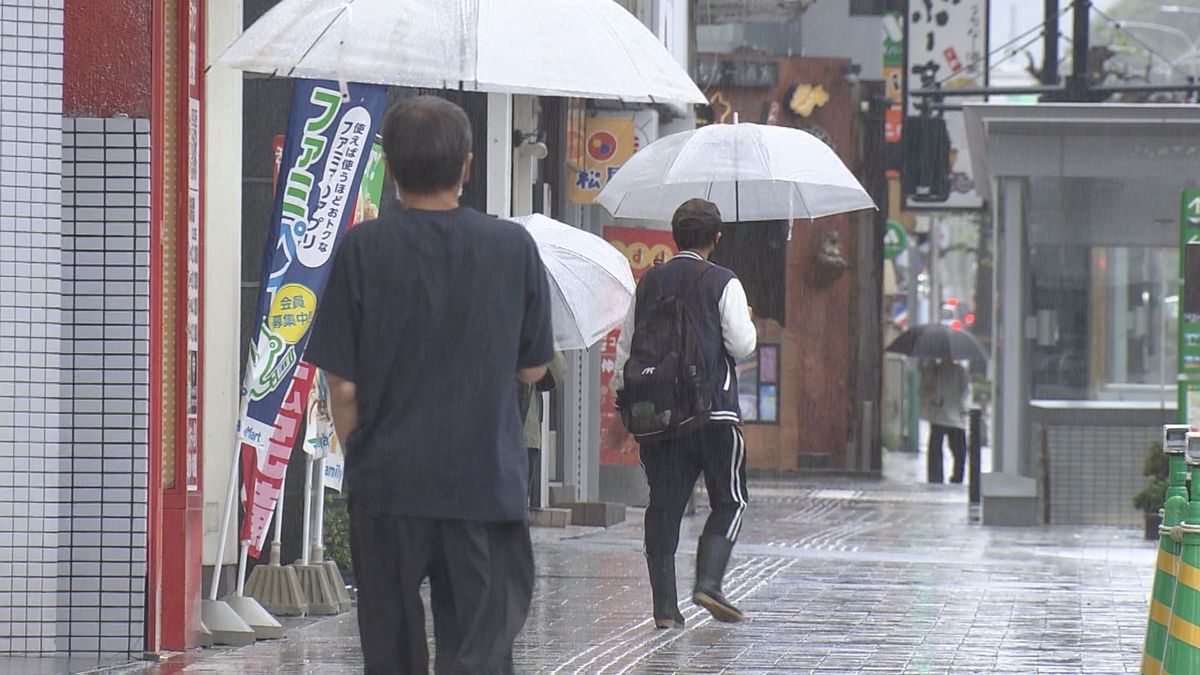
xmin=511 ymin=214 xmax=634 ymax=351
xmin=214 ymin=0 xmax=706 ymax=105
xmin=597 ymin=122 xmax=876 ymax=224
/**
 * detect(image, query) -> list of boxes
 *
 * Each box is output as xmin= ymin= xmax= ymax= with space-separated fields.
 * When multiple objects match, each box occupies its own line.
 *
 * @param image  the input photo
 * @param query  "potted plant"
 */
xmin=1133 ymin=441 xmax=1169 ymax=540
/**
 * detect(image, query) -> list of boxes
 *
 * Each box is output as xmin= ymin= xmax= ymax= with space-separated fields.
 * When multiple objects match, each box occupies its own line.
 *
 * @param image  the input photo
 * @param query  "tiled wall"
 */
xmin=58 ymin=117 xmax=150 ymax=654
xmin=1 ymin=1 xmax=150 ymax=656
xmin=0 ymin=0 xmax=65 ymax=654
xmin=1045 ymin=424 xmax=1158 ymax=527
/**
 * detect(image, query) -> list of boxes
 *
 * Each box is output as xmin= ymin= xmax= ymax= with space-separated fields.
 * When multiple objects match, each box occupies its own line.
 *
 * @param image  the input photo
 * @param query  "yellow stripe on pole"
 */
xmin=1162 ymin=549 xmax=1181 ymax=577
xmin=1155 ymin=599 xmax=1174 ymax=627
xmin=1170 ymin=614 xmax=1200 ymax=650
xmin=1146 ymin=651 xmax=1164 ymax=675
xmin=1178 ymin=559 xmax=1200 ymax=591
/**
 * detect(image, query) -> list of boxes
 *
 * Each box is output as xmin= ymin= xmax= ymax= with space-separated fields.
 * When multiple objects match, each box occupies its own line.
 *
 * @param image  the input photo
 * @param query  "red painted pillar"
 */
xmin=65 ymin=0 xmax=205 ymax=654
xmin=149 ymin=0 xmax=205 ymax=652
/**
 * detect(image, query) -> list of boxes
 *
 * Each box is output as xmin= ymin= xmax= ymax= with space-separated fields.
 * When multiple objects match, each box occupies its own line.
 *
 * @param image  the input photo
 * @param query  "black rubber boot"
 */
xmin=646 ymin=554 xmax=686 ymax=629
xmin=692 ymin=535 xmax=745 ymax=623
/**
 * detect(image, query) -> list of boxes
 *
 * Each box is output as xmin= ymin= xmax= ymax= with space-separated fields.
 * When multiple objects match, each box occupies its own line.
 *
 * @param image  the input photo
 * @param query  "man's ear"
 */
xmin=461 ymin=151 xmax=474 ymax=185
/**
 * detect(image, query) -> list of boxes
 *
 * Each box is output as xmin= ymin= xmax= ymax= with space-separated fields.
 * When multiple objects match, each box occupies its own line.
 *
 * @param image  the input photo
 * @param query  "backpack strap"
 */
xmin=678 ymin=258 xmax=712 ymax=303
xmin=648 ymin=256 xmax=711 ymax=304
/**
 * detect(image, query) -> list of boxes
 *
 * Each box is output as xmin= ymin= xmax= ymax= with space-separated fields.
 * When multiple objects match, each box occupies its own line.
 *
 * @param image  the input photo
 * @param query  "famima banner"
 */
xmin=237 ymin=79 xmax=387 ymax=556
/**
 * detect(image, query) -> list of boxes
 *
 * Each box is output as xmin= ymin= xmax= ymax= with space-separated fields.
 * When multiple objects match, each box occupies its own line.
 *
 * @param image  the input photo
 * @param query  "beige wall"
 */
xmin=202 ymin=0 xmax=244 ymax=566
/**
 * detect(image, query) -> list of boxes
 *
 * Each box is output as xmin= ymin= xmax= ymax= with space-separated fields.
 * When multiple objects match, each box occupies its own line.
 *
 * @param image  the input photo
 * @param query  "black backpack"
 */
xmin=619 ymin=260 xmax=712 ymax=441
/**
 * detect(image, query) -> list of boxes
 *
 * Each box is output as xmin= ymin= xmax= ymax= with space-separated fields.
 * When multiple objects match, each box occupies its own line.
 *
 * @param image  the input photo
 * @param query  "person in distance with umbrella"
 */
xmin=920 ymin=358 xmax=970 ymax=484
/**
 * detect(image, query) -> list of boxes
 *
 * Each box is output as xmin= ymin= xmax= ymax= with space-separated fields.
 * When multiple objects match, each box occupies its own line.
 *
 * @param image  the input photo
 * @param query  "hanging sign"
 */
xmin=567 ymin=113 xmax=636 ymax=205
xmin=904 ymin=0 xmax=987 ymax=209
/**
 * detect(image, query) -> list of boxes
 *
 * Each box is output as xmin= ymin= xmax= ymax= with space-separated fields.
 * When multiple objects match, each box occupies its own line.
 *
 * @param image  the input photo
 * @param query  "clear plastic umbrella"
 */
xmin=597 ymin=122 xmax=876 ymax=224
xmin=511 ymin=214 xmax=635 ymax=351
xmin=214 ymin=0 xmax=706 ymax=105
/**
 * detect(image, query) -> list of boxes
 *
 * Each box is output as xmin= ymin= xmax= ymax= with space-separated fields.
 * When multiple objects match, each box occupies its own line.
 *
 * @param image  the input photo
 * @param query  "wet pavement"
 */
xmin=85 ymin=449 xmax=1152 ymax=674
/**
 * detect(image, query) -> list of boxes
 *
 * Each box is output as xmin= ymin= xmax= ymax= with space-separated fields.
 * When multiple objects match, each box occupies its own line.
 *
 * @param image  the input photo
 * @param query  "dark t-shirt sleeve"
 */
xmin=305 ymin=232 xmax=361 ymax=381
xmin=518 ymin=232 xmax=554 ymax=369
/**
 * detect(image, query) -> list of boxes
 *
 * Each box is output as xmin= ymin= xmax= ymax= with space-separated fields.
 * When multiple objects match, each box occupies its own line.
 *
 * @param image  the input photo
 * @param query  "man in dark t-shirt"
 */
xmin=306 ymin=96 xmax=553 ymax=674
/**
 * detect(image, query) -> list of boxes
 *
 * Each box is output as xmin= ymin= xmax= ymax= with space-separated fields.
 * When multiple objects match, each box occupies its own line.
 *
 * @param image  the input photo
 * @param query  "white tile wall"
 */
xmin=0 ymin=0 xmax=65 ymax=656
xmin=2 ymin=0 xmax=149 ymax=658
xmin=58 ymin=117 xmax=150 ymax=656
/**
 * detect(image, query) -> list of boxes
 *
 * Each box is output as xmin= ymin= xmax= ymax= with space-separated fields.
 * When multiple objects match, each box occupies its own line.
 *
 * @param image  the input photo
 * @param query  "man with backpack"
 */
xmin=614 ymin=198 xmax=757 ymax=629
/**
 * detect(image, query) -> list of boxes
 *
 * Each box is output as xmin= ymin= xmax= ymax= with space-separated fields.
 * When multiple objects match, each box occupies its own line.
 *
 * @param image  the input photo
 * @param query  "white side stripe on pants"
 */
xmin=726 ymin=426 xmax=747 ymax=541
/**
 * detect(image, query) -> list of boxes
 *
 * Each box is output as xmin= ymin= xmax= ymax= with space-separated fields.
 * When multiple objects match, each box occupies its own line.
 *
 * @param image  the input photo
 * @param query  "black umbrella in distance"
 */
xmin=886 ymin=323 xmax=989 ymax=362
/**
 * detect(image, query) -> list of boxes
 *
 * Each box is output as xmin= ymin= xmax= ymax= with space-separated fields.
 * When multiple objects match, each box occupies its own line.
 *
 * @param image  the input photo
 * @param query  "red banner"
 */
xmin=599 ymin=227 xmax=676 ymax=465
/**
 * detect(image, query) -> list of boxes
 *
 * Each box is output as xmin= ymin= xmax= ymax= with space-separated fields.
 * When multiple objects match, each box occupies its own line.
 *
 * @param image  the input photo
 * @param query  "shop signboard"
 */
xmin=567 ymin=113 xmax=636 ymax=205
xmin=904 ymin=0 xmax=987 ymax=209
xmin=599 ymin=226 xmax=677 ymax=466
xmin=1179 ymin=189 xmax=1200 ymax=425
xmin=883 ymin=10 xmax=904 ymax=144
xmin=237 ymin=79 xmax=387 ymax=556
xmin=884 ymin=220 xmax=908 ymax=260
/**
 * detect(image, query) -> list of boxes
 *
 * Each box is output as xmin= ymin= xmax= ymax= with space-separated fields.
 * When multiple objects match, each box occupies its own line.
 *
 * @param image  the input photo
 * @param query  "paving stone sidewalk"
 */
xmin=83 ymin=451 xmax=1154 ymax=674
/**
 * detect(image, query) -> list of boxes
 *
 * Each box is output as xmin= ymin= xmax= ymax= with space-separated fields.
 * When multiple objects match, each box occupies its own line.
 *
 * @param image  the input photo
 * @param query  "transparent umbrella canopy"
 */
xmin=511 ymin=214 xmax=635 ymax=351
xmin=213 ymin=0 xmax=707 ymax=104
xmin=597 ymin=122 xmax=876 ymax=225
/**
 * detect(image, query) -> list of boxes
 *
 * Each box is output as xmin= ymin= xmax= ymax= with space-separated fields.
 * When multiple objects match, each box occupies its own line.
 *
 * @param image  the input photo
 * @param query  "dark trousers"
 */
xmin=528 ymin=447 xmax=540 ymax=509
xmin=928 ymin=424 xmax=967 ymax=484
xmin=640 ymin=424 xmax=749 ymax=558
xmin=348 ymin=501 xmax=534 ymax=675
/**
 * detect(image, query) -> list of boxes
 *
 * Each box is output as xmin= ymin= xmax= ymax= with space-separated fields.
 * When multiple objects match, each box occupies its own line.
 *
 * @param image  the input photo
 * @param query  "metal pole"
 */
xmin=208 ymin=444 xmax=240 ymax=601
xmin=969 ymin=408 xmax=982 ymax=505
xmin=300 ymin=456 xmax=313 ymax=566
xmin=1067 ymin=0 xmax=1091 ymax=100
xmin=907 ymin=238 xmax=921 ymax=454
xmin=1043 ymin=0 xmax=1060 ymax=86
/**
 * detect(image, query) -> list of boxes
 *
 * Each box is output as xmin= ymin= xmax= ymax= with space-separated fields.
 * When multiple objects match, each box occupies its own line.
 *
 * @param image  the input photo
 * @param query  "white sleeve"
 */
xmin=719 ymin=278 xmax=757 ymax=360
xmin=611 ymin=295 xmax=636 ymax=393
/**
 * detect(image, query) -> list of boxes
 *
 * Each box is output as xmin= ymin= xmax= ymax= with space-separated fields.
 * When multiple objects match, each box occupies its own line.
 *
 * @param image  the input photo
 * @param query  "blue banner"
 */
xmin=238 ymin=79 xmax=388 ymax=452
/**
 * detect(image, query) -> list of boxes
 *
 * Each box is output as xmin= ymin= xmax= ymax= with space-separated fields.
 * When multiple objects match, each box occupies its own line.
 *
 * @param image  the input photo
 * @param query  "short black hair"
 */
xmin=381 ymin=96 xmax=473 ymax=195
xmin=671 ymin=198 xmax=723 ymax=251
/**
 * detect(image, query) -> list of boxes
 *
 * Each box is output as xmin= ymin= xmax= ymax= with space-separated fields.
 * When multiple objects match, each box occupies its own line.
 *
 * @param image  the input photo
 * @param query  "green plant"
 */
xmin=324 ymin=493 xmax=352 ymax=571
xmin=1133 ymin=441 xmax=1169 ymax=513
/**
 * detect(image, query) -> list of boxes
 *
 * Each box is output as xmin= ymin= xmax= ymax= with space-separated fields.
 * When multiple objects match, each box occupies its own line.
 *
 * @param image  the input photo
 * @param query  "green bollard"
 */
xmin=1162 ymin=431 xmax=1200 ymax=674
xmin=1146 ymin=426 xmax=1190 ymax=674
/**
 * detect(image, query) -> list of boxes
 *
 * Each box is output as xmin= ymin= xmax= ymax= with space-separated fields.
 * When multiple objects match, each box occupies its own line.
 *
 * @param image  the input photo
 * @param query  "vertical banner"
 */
xmin=904 ymin=0 xmax=987 ymax=209
xmin=882 ymin=9 xmax=904 ymax=145
xmin=599 ymin=227 xmax=677 ymax=465
xmin=302 ymin=371 xmax=345 ymax=492
xmin=1179 ymin=190 xmax=1200 ymax=425
xmin=237 ymin=79 xmax=387 ymax=556
xmin=567 ymin=110 xmax=636 ymax=205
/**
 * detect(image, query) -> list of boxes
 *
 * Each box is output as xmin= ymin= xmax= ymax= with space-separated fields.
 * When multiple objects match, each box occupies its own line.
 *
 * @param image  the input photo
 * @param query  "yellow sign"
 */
xmin=267 ymin=283 xmax=317 ymax=344
xmin=567 ymin=114 xmax=636 ymax=205
xmin=788 ymin=83 xmax=829 ymax=118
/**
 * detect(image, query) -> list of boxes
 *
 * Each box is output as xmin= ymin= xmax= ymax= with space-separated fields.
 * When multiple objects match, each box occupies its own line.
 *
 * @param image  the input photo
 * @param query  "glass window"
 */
xmin=850 ymin=0 xmax=886 ymax=16
xmin=737 ymin=344 xmax=780 ymax=423
xmin=1029 ymin=245 xmax=1177 ymax=402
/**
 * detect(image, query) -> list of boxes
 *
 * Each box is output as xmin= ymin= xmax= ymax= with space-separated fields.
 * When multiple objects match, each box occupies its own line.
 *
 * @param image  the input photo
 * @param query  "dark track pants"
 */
xmin=348 ymin=502 xmax=534 ymax=675
xmin=928 ymin=424 xmax=967 ymax=484
xmin=640 ymin=424 xmax=750 ymax=558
